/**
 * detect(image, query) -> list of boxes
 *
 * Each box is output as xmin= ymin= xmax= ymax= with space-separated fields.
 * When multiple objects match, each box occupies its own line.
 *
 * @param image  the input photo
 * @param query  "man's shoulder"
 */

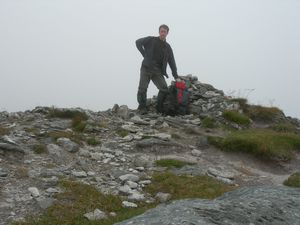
xmin=165 ymin=41 xmax=172 ymax=50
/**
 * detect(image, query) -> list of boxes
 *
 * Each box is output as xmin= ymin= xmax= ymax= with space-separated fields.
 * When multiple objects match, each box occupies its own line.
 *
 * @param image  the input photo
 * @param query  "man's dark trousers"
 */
xmin=137 ymin=66 xmax=168 ymax=112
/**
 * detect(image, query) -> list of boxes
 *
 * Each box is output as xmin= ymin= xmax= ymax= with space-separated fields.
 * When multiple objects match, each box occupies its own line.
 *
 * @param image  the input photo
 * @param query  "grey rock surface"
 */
xmin=115 ymin=186 xmax=300 ymax=225
xmin=57 ymin=137 xmax=79 ymax=153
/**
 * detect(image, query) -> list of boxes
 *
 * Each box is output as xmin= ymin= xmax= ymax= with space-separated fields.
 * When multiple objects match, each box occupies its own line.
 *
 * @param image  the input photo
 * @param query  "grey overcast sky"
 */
xmin=1 ymin=0 xmax=300 ymax=118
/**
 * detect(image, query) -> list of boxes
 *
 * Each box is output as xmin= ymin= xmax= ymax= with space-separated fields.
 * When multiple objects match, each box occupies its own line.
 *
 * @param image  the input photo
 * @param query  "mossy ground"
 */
xmin=32 ymin=144 xmax=48 ymax=154
xmin=146 ymin=172 xmax=234 ymax=200
xmin=201 ymin=116 xmax=216 ymax=128
xmin=223 ymin=110 xmax=251 ymax=126
xmin=155 ymin=159 xmax=194 ymax=169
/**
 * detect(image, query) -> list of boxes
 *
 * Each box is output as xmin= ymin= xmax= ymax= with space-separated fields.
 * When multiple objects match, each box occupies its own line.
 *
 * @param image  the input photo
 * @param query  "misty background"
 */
xmin=0 ymin=0 xmax=299 ymax=118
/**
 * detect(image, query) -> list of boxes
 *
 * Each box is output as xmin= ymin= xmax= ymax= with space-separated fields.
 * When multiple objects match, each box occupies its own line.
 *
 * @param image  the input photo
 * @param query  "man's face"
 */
xmin=159 ymin=28 xmax=168 ymax=41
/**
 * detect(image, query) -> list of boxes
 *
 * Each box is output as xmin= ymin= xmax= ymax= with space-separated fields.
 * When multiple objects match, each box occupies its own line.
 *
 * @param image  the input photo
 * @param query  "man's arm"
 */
xmin=168 ymin=47 xmax=178 ymax=79
xmin=135 ymin=36 xmax=152 ymax=57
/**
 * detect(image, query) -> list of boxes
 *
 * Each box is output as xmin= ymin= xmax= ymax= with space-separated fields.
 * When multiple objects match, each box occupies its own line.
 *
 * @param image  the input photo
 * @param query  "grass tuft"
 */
xmin=283 ymin=172 xmax=300 ymax=188
xmin=116 ymin=129 xmax=129 ymax=138
xmin=0 ymin=125 xmax=9 ymax=136
xmin=170 ymin=132 xmax=181 ymax=139
xmin=223 ymin=110 xmax=251 ymax=126
xmin=208 ymin=129 xmax=300 ymax=161
xmin=86 ymin=137 xmax=101 ymax=146
xmin=202 ymin=117 xmax=216 ymax=128
xmin=146 ymin=172 xmax=234 ymax=200
xmin=15 ymin=166 xmax=29 ymax=179
xmin=72 ymin=116 xmax=87 ymax=132
xmin=32 ymin=144 xmax=48 ymax=154
xmin=155 ymin=159 xmax=194 ymax=169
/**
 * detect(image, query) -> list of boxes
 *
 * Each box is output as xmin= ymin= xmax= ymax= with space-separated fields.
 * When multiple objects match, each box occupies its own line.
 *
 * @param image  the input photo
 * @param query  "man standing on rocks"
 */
xmin=136 ymin=24 xmax=179 ymax=114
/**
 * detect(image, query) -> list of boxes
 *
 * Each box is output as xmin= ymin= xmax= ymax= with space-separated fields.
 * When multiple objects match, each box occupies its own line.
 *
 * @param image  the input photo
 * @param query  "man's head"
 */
xmin=159 ymin=24 xmax=169 ymax=41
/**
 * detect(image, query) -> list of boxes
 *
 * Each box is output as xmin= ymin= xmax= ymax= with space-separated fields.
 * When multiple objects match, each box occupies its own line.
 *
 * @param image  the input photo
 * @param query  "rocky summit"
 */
xmin=1 ymin=75 xmax=300 ymax=225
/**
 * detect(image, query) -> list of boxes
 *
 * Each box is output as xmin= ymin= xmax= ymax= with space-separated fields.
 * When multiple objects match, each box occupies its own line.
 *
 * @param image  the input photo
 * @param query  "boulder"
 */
xmin=115 ymin=186 xmax=300 ymax=225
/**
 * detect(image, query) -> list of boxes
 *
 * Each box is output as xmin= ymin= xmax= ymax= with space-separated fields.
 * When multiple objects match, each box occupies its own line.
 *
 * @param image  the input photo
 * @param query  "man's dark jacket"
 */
xmin=136 ymin=36 xmax=178 ymax=79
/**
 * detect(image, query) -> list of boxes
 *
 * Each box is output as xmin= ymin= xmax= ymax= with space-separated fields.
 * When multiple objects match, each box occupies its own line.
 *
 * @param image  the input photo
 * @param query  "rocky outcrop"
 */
xmin=116 ymin=186 xmax=300 ymax=225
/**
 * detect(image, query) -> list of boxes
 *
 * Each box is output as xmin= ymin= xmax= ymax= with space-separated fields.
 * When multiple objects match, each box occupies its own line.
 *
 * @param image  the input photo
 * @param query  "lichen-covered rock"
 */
xmin=115 ymin=186 xmax=300 ymax=225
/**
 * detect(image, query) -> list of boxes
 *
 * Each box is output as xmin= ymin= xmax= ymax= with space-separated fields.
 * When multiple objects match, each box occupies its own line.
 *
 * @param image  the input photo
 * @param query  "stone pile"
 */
xmin=147 ymin=74 xmax=240 ymax=119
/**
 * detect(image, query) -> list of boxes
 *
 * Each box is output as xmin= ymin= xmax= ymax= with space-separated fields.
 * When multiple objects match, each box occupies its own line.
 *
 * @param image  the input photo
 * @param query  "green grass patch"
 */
xmin=155 ymin=159 xmax=194 ymax=169
xmin=283 ymin=172 xmax=300 ymax=188
xmin=223 ymin=110 xmax=251 ymax=126
xmin=208 ymin=129 xmax=300 ymax=161
xmin=202 ymin=117 xmax=216 ymax=128
xmin=0 ymin=125 xmax=9 ymax=136
xmin=14 ymin=166 xmax=29 ymax=179
xmin=116 ymin=129 xmax=129 ymax=138
xmin=32 ymin=144 xmax=48 ymax=154
xmin=72 ymin=116 xmax=87 ymax=132
xmin=86 ymin=137 xmax=101 ymax=146
xmin=13 ymin=180 xmax=156 ymax=225
xmin=246 ymin=105 xmax=283 ymax=122
xmin=146 ymin=172 xmax=234 ymax=200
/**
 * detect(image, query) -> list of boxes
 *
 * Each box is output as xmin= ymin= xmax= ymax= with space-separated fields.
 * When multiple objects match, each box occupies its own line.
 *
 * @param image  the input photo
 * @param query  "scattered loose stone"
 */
xmin=191 ymin=149 xmax=202 ymax=157
xmin=119 ymin=174 xmax=139 ymax=183
xmin=72 ymin=171 xmax=87 ymax=178
xmin=126 ymin=180 xmax=138 ymax=189
xmin=121 ymin=124 xmax=142 ymax=133
xmin=28 ymin=187 xmax=40 ymax=198
xmin=130 ymin=115 xmax=150 ymax=125
xmin=128 ymin=191 xmax=145 ymax=201
xmin=118 ymin=185 xmax=133 ymax=195
xmin=87 ymin=171 xmax=96 ymax=176
xmin=151 ymin=133 xmax=172 ymax=141
xmin=155 ymin=192 xmax=171 ymax=203
xmin=84 ymin=208 xmax=108 ymax=221
xmin=0 ymin=171 xmax=8 ymax=177
xmin=139 ymin=180 xmax=151 ymax=185
xmin=57 ymin=138 xmax=79 ymax=153
xmin=46 ymin=187 xmax=60 ymax=194
xmin=109 ymin=212 xmax=117 ymax=217
xmin=122 ymin=201 xmax=137 ymax=208
xmin=207 ymin=167 xmax=235 ymax=180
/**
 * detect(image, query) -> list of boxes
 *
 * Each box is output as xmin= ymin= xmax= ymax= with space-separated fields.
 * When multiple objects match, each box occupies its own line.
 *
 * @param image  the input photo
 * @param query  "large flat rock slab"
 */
xmin=115 ymin=186 xmax=300 ymax=225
